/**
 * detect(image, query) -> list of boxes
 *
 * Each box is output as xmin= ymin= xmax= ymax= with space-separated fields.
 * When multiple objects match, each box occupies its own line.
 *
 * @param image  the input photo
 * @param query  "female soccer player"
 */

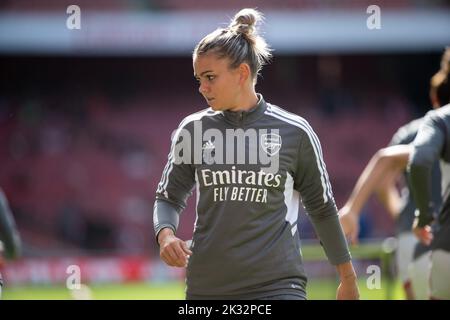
xmin=339 ymin=48 xmax=450 ymax=299
xmin=153 ymin=8 xmax=359 ymax=300
xmin=408 ymin=50 xmax=450 ymax=299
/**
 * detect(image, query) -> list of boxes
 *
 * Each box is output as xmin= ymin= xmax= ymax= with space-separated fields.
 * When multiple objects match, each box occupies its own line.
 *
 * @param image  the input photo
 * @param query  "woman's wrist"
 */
xmin=340 ymin=272 xmax=357 ymax=282
xmin=336 ymin=261 xmax=357 ymax=282
xmin=157 ymin=227 xmax=175 ymax=246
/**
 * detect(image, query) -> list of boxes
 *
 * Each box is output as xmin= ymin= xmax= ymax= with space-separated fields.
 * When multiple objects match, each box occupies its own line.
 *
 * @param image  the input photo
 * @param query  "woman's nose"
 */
xmin=199 ymin=83 xmax=209 ymax=94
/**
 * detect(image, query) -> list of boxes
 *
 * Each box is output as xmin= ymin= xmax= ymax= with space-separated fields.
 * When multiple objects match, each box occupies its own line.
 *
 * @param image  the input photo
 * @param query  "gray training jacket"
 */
xmin=389 ymin=117 xmax=441 ymax=235
xmin=409 ymin=103 xmax=450 ymax=251
xmin=154 ymin=94 xmax=351 ymax=299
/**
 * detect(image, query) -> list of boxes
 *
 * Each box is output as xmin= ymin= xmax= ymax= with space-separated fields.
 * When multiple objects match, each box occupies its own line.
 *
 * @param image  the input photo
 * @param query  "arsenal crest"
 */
xmin=202 ymin=140 xmax=215 ymax=164
xmin=261 ymin=133 xmax=282 ymax=156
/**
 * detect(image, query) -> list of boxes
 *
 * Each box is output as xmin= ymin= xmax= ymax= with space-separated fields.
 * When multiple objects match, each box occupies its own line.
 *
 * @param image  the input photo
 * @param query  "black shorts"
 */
xmin=186 ymin=289 xmax=307 ymax=300
xmin=256 ymin=294 xmax=306 ymax=300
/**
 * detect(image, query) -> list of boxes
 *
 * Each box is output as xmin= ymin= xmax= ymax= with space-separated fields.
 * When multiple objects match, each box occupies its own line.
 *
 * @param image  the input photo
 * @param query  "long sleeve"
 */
xmin=154 ymin=120 xmax=196 ymax=240
xmin=408 ymin=114 xmax=446 ymax=227
xmin=388 ymin=118 xmax=422 ymax=146
xmin=153 ymin=199 xmax=183 ymax=242
xmin=294 ymin=127 xmax=351 ymax=265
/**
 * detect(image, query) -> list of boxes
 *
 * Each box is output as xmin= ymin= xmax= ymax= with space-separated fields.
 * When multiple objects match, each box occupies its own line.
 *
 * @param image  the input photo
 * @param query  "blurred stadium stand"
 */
xmin=0 ymin=1 xmax=449 ymax=261
xmin=1 ymin=1 xmax=449 ymax=55
xmin=1 ymin=0 xmax=449 ymax=11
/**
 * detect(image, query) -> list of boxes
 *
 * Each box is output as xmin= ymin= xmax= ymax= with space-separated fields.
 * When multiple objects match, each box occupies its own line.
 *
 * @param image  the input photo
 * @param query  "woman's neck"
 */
xmin=228 ymin=91 xmax=259 ymax=112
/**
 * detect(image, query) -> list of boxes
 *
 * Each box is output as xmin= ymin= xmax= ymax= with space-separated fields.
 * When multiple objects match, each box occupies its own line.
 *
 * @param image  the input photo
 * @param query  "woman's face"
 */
xmin=193 ymin=53 xmax=244 ymax=111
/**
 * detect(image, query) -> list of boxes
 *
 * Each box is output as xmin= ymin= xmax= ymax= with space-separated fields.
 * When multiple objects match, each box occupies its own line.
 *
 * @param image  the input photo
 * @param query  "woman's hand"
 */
xmin=336 ymin=275 xmax=360 ymax=300
xmin=338 ymin=206 xmax=360 ymax=245
xmin=336 ymin=261 xmax=360 ymax=300
xmin=158 ymin=228 xmax=193 ymax=267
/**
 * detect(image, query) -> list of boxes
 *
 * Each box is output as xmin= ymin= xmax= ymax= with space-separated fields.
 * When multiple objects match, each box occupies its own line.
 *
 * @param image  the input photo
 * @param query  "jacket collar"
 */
xmin=221 ymin=94 xmax=267 ymax=126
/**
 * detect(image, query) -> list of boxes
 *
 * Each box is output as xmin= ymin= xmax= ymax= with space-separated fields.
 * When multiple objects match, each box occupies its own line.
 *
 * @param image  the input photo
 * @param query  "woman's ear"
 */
xmin=238 ymin=63 xmax=251 ymax=85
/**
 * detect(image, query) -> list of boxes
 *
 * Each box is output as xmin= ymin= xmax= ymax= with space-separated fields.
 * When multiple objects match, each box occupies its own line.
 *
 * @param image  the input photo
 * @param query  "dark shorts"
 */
xmin=257 ymin=294 xmax=306 ymax=300
xmin=187 ymin=289 xmax=307 ymax=300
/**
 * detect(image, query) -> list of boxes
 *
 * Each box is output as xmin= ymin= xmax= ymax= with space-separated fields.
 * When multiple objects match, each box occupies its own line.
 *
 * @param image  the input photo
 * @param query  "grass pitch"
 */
xmin=2 ymin=278 xmax=404 ymax=300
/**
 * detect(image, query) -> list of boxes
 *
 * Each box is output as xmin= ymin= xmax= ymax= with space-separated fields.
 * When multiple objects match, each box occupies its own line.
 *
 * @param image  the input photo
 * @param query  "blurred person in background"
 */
xmin=0 ymin=188 xmax=22 ymax=299
xmin=153 ymin=8 xmax=359 ymax=300
xmin=339 ymin=47 xmax=450 ymax=299
xmin=408 ymin=48 xmax=450 ymax=299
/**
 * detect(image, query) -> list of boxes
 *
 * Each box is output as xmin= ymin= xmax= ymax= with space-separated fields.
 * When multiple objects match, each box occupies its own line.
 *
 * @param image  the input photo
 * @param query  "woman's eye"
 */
xmin=207 ymin=75 xmax=215 ymax=81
